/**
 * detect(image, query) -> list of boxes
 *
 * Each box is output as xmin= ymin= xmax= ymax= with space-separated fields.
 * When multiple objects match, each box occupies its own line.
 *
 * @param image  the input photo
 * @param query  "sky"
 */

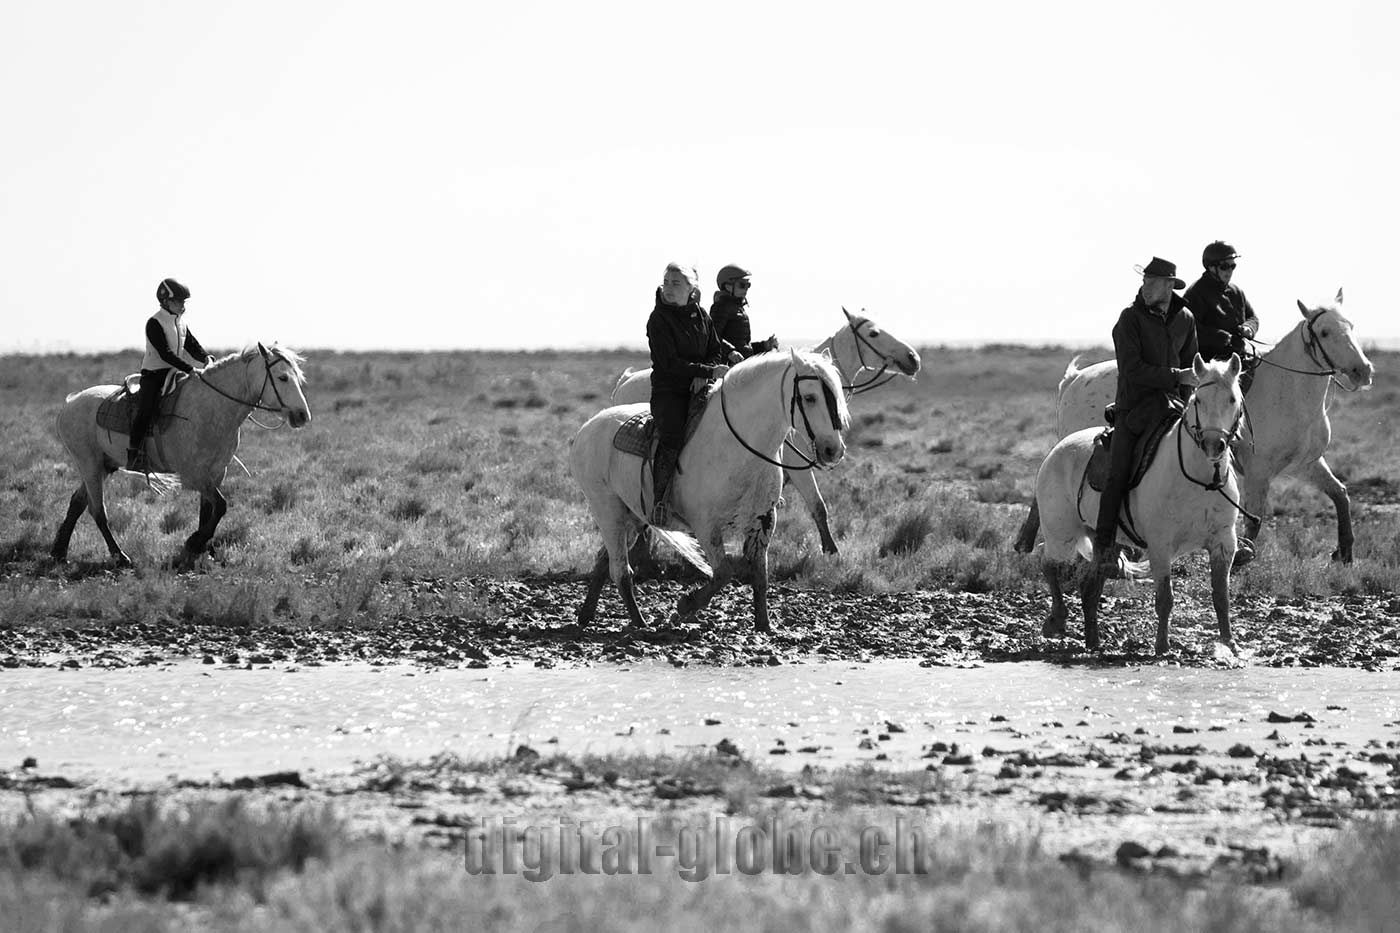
xmin=3 ymin=0 xmax=1397 ymax=355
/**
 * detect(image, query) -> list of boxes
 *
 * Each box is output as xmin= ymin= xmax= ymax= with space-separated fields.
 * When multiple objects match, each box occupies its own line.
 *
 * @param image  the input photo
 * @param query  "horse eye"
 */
xmin=868 ymin=329 xmax=881 ymax=336
xmin=279 ymin=375 xmax=289 ymax=382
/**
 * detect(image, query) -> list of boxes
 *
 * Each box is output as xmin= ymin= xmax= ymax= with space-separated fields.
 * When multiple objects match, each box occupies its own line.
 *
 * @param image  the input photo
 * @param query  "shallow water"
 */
xmin=3 ymin=661 xmax=1398 ymax=784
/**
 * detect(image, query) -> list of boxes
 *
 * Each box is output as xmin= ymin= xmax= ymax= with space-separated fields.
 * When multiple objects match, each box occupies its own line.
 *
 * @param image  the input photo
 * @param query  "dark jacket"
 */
xmin=1112 ymin=293 xmax=1199 ymax=430
xmin=647 ymin=289 xmax=725 ymax=393
xmin=1184 ymin=274 xmax=1258 ymax=361
xmin=710 ymin=292 xmax=753 ymax=357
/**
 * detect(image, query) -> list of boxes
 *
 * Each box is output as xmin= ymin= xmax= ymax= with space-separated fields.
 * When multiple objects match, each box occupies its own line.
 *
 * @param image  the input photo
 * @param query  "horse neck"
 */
xmin=700 ymin=359 xmax=795 ymax=453
xmin=192 ymin=359 xmax=257 ymax=432
xmin=814 ymin=328 xmax=860 ymax=382
xmin=1257 ymin=322 xmax=1331 ymax=411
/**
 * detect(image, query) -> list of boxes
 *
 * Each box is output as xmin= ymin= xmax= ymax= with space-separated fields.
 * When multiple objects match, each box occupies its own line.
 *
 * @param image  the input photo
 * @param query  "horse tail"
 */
xmin=1058 ymin=354 xmax=1087 ymax=395
xmin=648 ymin=526 xmax=713 ymax=578
xmin=611 ymin=367 xmax=637 ymax=402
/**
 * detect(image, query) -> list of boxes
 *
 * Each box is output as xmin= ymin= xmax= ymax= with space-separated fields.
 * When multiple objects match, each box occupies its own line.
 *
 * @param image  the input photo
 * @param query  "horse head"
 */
xmin=789 ymin=348 xmax=850 ymax=467
xmin=252 ymin=343 xmax=313 ymax=427
xmin=1187 ymin=354 xmax=1245 ymax=462
xmin=1297 ymin=290 xmax=1374 ymax=390
xmin=839 ymin=307 xmax=922 ymax=380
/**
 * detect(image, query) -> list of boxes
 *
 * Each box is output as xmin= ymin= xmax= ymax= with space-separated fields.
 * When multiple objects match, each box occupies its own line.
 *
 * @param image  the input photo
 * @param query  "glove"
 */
xmin=760 ymin=335 xmax=778 ymax=352
xmin=727 ymin=350 xmax=744 ymax=364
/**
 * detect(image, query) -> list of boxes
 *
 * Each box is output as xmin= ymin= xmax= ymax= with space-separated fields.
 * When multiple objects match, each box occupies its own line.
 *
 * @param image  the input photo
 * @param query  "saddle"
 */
xmin=611 ymin=384 xmax=713 ymax=461
xmin=1085 ymin=412 xmax=1179 ymax=494
xmin=95 ymin=374 xmax=189 ymax=437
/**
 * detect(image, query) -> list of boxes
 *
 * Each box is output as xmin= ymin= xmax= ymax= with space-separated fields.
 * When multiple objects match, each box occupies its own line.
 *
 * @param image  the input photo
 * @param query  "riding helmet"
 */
xmin=716 ymin=264 xmax=752 ymax=289
xmin=157 ymin=278 xmax=191 ymax=302
xmin=1201 ymin=241 xmax=1240 ymax=267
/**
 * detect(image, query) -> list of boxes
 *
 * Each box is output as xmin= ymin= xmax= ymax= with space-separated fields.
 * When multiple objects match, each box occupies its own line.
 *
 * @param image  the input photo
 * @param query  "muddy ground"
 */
xmin=3 ymin=573 xmax=1400 ymax=671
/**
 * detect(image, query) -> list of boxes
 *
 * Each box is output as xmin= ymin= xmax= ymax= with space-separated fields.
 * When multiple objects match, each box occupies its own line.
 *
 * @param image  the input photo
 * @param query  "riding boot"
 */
xmin=1090 ymin=482 xmax=1125 ymax=577
xmin=650 ymin=446 xmax=679 ymax=526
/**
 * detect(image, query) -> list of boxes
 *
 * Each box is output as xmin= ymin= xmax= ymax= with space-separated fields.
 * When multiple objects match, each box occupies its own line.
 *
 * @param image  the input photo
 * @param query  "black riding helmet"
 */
xmin=1201 ymin=241 xmax=1240 ymax=267
xmin=157 ymin=278 xmax=191 ymax=302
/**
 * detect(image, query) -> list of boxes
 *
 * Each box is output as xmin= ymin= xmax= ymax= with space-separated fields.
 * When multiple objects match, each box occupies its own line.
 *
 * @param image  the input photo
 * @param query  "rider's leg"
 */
xmin=127 ymin=369 xmax=167 ymax=471
xmin=649 ymin=390 xmax=687 ymax=525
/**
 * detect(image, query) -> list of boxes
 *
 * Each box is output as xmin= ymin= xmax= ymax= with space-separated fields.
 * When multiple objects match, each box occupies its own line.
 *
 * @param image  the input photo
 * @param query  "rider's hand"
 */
xmin=727 ymin=350 xmax=743 ymax=365
xmin=1174 ymin=367 xmax=1200 ymax=387
xmin=712 ymin=364 xmax=730 ymax=379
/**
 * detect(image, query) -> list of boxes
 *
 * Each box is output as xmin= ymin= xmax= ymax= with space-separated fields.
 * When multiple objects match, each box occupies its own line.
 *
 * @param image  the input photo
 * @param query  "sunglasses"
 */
xmin=1217 ymin=262 xmax=1237 ymax=270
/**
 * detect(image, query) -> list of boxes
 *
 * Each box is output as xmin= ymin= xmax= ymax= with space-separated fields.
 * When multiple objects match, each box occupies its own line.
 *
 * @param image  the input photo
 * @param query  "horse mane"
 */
xmin=204 ymin=344 xmax=307 ymax=383
xmin=724 ymin=349 xmax=851 ymax=429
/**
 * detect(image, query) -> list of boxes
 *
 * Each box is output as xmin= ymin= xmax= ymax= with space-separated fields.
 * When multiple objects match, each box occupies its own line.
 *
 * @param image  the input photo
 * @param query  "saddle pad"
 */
xmin=1086 ymin=413 xmax=1179 ymax=493
xmin=610 ymin=386 xmax=713 ymax=458
xmin=95 ymin=381 xmax=185 ymax=436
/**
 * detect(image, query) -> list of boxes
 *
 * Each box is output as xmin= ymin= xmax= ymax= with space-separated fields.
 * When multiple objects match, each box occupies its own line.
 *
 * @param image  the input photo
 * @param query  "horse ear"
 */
xmin=1226 ymin=353 xmax=1242 ymax=380
xmin=257 ymin=341 xmax=267 ymax=354
xmin=1335 ymin=287 xmax=1344 ymax=304
xmin=789 ymin=347 xmax=802 ymax=365
xmin=841 ymin=306 xmax=855 ymax=322
xmin=1192 ymin=353 xmax=1207 ymax=378
xmin=1297 ymin=299 xmax=1310 ymax=318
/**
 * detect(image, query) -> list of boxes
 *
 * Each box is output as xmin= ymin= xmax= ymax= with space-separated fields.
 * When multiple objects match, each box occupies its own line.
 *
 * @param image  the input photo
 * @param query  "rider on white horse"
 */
xmin=647 ymin=263 xmax=729 ymax=526
xmin=710 ymin=264 xmax=777 ymax=361
xmin=1091 ymin=257 xmax=1200 ymax=574
xmin=1184 ymin=240 xmax=1260 ymax=394
xmin=128 ymin=278 xmax=212 ymax=473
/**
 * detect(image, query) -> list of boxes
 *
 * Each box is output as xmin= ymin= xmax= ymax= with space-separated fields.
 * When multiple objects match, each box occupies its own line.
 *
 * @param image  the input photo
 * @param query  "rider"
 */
xmin=710 ymin=264 xmax=777 ymax=361
xmin=127 ymin=278 xmax=212 ymax=472
xmin=1091 ymin=257 xmax=1200 ymax=574
xmin=1184 ymin=240 xmax=1259 ymax=393
xmin=646 ymin=262 xmax=728 ymax=525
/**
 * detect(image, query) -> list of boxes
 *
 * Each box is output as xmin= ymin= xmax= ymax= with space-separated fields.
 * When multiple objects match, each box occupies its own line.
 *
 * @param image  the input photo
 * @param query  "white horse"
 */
xmin=611 ymin=308 xmax=919 ymax=553
xmin=572 ymin=348 xmax=850 ymax=632
xmin=1038 ymin=355 xmax=1245 ymax=655
xmin=52 ymin=345 xmax=312 ymax=568
xmin=1015 ymin=292 xmax=1374 ymax=562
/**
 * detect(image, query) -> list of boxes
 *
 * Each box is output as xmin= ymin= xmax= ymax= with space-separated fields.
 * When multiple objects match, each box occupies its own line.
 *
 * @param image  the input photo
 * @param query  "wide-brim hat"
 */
xmin=1133 ymin=257 xmax=1185 ymax=290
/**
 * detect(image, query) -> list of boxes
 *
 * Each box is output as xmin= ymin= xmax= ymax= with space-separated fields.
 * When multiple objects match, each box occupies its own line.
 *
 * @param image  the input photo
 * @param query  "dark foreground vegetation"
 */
xmin=5 ymin=749 xmax=1400 ymax=932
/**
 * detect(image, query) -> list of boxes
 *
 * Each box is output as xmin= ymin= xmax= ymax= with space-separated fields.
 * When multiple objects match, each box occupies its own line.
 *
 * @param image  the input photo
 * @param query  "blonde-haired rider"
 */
xmin=127 ymin=278 xmax=211 ymax=472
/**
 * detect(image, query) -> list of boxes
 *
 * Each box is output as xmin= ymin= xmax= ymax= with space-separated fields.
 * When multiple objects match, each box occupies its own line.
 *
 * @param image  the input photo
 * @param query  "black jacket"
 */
xmin=1112 ymin=293 xmax=1199 ymax=429
xmin=1183 ymin=274 xmax=1258 ymax=362
xmin=647 ymin=289 xmax=724 ymax=393
xmin=710 ymin=292 xmax=753 ymax=357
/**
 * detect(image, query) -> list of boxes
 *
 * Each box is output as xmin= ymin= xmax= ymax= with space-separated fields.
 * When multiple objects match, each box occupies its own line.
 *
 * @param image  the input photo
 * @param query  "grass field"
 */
xmin=1 ymin=345 xmax=1397 ymax=629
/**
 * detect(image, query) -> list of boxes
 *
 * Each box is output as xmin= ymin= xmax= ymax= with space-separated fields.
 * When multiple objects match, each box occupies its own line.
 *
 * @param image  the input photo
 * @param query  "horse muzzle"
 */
xmin=816 ymin=438 xmax=846 ymax=467
xmin=897 ymin=350 xmax=921 ymax=377
xmin=289 ymin=410 xmax=311 ymax=428
xmin=1344 ymin=363 xmax=1375 ymax=390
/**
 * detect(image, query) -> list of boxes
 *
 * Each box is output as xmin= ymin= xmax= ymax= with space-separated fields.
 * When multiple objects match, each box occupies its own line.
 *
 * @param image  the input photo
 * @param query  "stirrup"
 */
xmin=126 ymin=448 xmax=150 ymax=473
xmin=649 ymin=501 xmax=671 ymax=528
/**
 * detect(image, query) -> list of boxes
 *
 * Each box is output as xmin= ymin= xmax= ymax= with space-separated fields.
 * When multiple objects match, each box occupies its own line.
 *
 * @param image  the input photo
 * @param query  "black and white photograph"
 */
xmin=3 ymin=1 xmax=1398 ymax=929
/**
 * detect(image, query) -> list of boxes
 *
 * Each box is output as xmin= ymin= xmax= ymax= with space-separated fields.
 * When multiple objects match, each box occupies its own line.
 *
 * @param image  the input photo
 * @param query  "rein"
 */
xmin=1175 ymin=382 xmax=1260 ymax=523
xmin=839 ymin=310 xmax=899 ymax=395
xmin=719 ymin=364 xmax=838 ymax=471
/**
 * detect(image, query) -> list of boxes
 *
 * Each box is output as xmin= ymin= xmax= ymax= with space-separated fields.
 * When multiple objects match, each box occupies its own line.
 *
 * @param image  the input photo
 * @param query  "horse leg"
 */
xmin=1014 ymin=500 xmax=1042 ymax=554
xmin=184 ymin=486 xmax=227 ymax=560
xmin=1152 ymin=558 xmax=1173 ymax=656
xmin=1041 ymin=558 xmax=1069 ymax=638
xmin=676 ymin=533 xmax=732 ymax=622
xmin=1207 ymin=541 xmax=1235 ymax=652
xmin=1304 ymin=457 xmax=1353 ymax=563
xmin=786 ymin=468 xmax=837 ymax=555
xmin=1234 ymin=471 xmax=1270 ymax=567
xmin=743 ymin=509 xmax=777 ymax=633
xmin=51 ymin=485 xmax=89 ymax=561
xmin=82 ymin=472 xmax=130 ymax=567
xmin=577 ymin=547 xmax=609 ymax=625
xmin=1079 ymin=566 xmax=1105 ymax=652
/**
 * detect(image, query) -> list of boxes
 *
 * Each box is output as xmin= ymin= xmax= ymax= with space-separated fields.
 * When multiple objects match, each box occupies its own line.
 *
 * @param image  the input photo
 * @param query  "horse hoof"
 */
xmin=1013 ymin=538 xmax=1034 ymax=555
xmin=1330 ymin=548 xmax=1352 ymax=564
xmin=1042 ymin=619 xmax=1067 ymax=638
xmin=1232 ymin=540 xmax=1256 ymax=569
xmin=821 ymin=542 xmax=839 ymax=556
xmin=112 ymin=553 xmax=133 ymax=569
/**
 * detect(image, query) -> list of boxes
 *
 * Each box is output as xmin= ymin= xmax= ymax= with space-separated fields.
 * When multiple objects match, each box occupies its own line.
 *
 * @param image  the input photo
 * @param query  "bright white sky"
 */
xmin=4 ymin=1 xmax=1397 ymax=354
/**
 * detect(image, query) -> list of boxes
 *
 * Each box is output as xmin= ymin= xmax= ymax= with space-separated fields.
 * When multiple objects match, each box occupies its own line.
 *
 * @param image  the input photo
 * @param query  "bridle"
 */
xmin=195 ymin=344 xmax=299 ymax=417
xmin=839 ymin=307 xmax=900 ymax=395
xmin=1249 ymin=308 xmax=1360 ymax=392
xmin=719 ymin=363 xmax=843 ymax=471
xmin=1176 ymin=378 xmax=1258 ymax=522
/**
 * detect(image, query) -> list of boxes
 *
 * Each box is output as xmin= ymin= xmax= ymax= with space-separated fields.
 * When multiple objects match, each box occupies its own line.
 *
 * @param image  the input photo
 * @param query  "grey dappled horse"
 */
xmin=611 ymin=308 xmax=919 ymax=553
xmin=572 ymin=349 xmax=850 ymax=632
xmin=1016 ymin=292 xmax=1373 ymax=563
xmin=1037 ymin=355 xmax=1245 ymax=655
xmin=52 ymin=344 xmax=311 ymax=568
